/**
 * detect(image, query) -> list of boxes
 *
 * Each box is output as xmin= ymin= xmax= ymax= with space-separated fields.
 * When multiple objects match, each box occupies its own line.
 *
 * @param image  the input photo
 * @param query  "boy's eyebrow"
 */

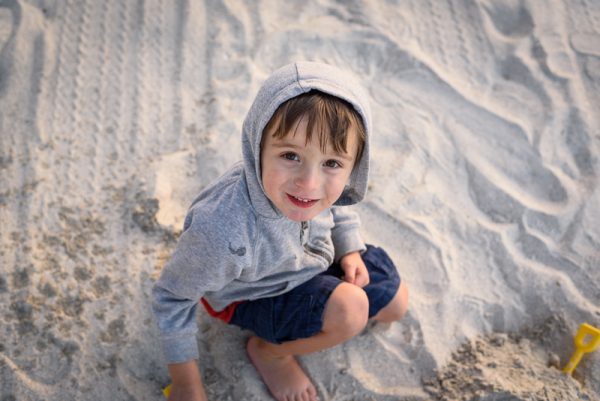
xmin=271 ymin=141 xmax=302 ymax=149
xmin=333 ymin=152 xmax=355 ymax=162
xmin=271 ymin=141 xmax=355 ymax=162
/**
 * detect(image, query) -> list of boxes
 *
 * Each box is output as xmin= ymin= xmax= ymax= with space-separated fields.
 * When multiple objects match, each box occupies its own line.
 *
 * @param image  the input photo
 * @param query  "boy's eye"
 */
xmin=282 ymin=152 xmax=299 ymax=161
xmin=324 ymin=159 xmax=342 ymax=169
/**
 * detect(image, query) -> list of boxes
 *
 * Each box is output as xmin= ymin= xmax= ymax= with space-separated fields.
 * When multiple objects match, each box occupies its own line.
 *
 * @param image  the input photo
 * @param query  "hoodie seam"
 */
xmin=294 ymin=63 xmax=304 ymax=90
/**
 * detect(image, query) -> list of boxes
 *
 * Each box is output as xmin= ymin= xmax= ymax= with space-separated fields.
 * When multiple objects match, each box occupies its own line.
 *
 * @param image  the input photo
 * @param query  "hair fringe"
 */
xmin=264 ymin=90 xmax=366 ymax=162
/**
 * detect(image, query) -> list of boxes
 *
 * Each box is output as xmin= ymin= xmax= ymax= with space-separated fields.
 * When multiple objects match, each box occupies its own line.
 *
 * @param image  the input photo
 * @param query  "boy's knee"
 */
xmin=322 ymin=283 xmax=369 ymax=339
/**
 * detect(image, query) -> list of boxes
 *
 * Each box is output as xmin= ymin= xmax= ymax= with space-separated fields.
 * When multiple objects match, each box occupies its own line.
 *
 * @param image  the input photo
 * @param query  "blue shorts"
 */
xmin=228 ymin=245 xmax=401 ymax=344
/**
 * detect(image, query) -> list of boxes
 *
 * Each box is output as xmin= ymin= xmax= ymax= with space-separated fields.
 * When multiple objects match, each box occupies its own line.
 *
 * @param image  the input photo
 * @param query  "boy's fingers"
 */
xmin=356 ymin=274 xmax=368 ymax=288
xmin=343 ymin=267 xmax=356 ymax=284
xmin=356 ymin=267 xmax=369 ymax=287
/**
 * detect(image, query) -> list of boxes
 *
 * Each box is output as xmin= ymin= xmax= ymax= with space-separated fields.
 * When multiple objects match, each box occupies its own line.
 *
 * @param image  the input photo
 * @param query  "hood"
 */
xmin=241 ymin=61 xmax=372 ymax=219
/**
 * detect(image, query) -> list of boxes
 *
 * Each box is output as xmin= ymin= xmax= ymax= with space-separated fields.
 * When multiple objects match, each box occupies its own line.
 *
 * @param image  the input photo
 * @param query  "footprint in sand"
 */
xmin=0 ymin=348 xmax=69 ymax=399
xmin=570 ymin=32 xmax=600 ymax=79
xmin=0 ymin=3 xmax=13 ymax=46
xmin=570 ymin=32 xmax=600 ymax=57
xmin=480 ymin=0 xmax=534 ymax=39
xmin=346 ymin=315 xmax=435 ymax=395
xmin=0 ymin=3 xmax=15 ymax=93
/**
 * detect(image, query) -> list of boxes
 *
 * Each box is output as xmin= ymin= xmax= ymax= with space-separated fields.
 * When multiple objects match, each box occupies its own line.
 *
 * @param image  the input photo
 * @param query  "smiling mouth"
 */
xmin=287 ymin=194 xmax=318 ymax=208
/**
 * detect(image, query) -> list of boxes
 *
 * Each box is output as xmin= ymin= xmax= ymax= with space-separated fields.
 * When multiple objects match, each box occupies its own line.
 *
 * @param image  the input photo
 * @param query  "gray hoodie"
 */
xmin=152 ymin=61 xmax=372 ymax=363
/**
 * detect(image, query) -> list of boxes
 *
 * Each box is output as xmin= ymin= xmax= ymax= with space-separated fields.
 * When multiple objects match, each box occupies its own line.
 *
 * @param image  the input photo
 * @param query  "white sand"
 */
xmin=1 ymin=1 xmax=599 ymax=400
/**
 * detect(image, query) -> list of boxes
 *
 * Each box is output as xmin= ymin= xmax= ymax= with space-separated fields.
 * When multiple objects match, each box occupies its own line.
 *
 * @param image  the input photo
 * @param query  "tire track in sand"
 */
xmin=135 ymin=0 xmax=183 ymax=156
xmin=0 ymin=1 xmax=78 ymax=398
xmin=98 ymin=0 xmax=129 ymax=181
xmin=49 ymin=0 xmax=86 ymax=198
xmin=0 ymin=0 xmax=45 ymax=271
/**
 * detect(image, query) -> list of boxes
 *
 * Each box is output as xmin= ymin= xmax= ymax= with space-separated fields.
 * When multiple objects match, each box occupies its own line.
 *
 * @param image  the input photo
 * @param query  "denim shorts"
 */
xmin=228 ymin=245 xmax=401 ymax=344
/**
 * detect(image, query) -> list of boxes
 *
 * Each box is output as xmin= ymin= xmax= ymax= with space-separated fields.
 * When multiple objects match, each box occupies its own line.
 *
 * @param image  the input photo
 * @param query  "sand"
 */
xmin=424 ymin=316 xmax=597 ymax=400
xmin=1 ymin=0 xmax=599 ymax=400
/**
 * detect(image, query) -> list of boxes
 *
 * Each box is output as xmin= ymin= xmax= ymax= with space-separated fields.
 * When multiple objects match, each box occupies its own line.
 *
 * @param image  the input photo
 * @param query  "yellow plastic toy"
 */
xmin=563 ymin=322 xmax=600 ymax=375
xmin=163 ymin=383 xmax=172 ymax=398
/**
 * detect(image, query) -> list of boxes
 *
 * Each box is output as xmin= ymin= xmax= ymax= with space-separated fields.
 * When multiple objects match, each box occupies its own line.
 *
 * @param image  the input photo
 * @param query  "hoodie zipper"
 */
xmin=300 ymin=221 xmax=308 ymax=245
xmin=300 ymin=221 xmax=334 ymax=264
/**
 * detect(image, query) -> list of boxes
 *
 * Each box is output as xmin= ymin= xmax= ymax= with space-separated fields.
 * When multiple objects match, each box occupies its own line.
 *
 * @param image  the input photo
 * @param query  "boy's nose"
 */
xmin=294 ymin=165 xmax=320 ymax=190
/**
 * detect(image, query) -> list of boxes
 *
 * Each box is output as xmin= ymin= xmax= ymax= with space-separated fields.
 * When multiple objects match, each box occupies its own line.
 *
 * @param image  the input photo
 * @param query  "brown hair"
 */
xmin=263 ymin=90 xmax=366 ymax=162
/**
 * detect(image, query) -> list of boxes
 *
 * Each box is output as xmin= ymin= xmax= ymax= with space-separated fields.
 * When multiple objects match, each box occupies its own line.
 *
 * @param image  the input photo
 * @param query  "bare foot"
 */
xmin=246 ymin=336 xmax=318 ymax=401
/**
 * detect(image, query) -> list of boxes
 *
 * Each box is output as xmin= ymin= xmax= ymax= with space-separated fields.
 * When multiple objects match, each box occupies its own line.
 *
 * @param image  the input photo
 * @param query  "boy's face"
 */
xmin=261 ymin=116 xmax=358 ymax=222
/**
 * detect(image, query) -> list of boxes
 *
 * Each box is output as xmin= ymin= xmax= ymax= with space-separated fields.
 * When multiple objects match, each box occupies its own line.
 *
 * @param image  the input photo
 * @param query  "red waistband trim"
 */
xmin=200 ymin=298 xmax=242 ymax=323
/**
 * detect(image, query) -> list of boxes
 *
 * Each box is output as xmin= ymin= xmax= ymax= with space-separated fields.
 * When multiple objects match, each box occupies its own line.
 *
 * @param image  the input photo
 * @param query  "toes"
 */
xmin=307 ymin=385 xmax=318 ymax=401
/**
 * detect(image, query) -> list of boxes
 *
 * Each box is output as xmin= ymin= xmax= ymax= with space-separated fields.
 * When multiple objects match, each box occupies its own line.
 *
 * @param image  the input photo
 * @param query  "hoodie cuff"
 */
xmin=333 ymin=230 xmax=366 ymax=262
xmin=162 ymin=333 xmax=199 ymax=364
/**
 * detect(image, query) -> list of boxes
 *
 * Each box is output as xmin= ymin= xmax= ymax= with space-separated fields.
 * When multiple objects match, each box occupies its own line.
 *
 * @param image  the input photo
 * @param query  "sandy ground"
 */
xmin=1 ymin=0 xmax=599 ymax=400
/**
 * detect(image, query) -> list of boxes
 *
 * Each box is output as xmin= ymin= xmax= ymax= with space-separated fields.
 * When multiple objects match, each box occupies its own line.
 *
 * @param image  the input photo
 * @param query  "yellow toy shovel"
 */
xmin=163 ymin=384 xmax=172 ymax=398
xmin=563 ymin=322 xmax=600 ymax=375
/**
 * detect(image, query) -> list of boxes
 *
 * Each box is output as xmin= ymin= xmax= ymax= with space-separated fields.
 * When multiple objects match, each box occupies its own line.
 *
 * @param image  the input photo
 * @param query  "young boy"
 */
xmin=152 ymin=61 xmax=409 ymax=401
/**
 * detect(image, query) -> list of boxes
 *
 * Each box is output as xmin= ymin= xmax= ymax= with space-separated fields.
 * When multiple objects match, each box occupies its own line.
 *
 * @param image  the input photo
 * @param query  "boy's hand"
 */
xmin=167 ymin=383 xmax=207 ymax=401
xmin=168 ymin=361 xmax=208 ymax=401
xmin=340 ymin=251 xmax=370 ymax=288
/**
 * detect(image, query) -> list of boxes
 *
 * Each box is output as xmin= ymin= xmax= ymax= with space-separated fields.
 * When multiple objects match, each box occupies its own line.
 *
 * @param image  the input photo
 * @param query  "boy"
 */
xmin=152 ymin=61 xmax=409 ymax=401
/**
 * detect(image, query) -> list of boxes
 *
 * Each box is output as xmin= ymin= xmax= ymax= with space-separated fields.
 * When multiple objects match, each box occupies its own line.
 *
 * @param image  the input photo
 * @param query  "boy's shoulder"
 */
xmin=183 ymin=163 xmax=256 ymax=240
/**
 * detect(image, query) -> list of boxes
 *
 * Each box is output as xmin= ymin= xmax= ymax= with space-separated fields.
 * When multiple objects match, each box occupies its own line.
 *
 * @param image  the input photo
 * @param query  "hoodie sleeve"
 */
xmin=152 ymin=285 xmax=201 ymax=363
xmin=151 ymin=209 xmax=247 ymax=364
xmin=331 ymin=206 xmax=366 ymax=261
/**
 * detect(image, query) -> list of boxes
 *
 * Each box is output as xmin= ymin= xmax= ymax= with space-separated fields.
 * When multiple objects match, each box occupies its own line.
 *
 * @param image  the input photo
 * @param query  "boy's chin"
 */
xmin=282 ymin=208 xmax=323 ymax=222
xmin=285 ymin=213 xmax=316 ymax=223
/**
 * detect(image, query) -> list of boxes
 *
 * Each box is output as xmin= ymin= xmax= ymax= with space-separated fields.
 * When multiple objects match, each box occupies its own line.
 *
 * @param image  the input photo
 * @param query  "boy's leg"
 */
xmin=373 ymin=280 xmax=409 ymax=323
xmin=246 ymin=282 xmax=369 ymax=401
xmin=229 ymin=245 xmax=405 ymax=401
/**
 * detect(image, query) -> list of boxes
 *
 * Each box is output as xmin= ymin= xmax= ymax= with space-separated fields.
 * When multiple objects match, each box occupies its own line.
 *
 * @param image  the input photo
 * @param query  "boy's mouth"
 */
xmin=287 ymin=194 xmax=318 ymax=208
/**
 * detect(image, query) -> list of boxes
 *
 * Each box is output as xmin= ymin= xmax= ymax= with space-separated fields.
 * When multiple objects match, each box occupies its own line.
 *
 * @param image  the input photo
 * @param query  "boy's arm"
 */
xmin=152 ymin=207 xmax=249 ymax=399
xmin=152 ymin=215 xmax=243 ymax=363
xmin=153 ymin=286 xmax=208 ymax=400
xmin=331 ymin=206 xmax=366 ymax=261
